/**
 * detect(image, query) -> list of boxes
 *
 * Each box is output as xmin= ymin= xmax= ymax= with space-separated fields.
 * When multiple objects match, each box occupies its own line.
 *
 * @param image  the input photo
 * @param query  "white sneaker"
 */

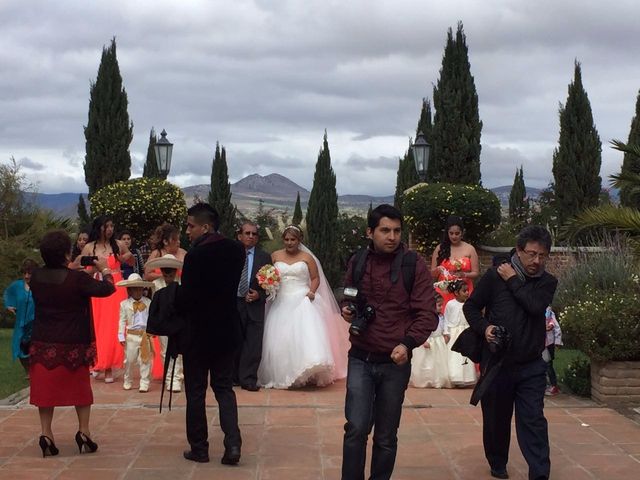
xmin=123 ymin=383 xmax=132 ymax=391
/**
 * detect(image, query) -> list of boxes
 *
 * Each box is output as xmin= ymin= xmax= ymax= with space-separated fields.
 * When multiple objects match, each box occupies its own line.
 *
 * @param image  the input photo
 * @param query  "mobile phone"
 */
xmin=80 ymin=255 xmax=98 ymax=267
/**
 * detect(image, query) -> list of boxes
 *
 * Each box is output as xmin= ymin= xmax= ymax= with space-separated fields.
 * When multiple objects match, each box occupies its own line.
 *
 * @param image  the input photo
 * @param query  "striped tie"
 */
xmin=237 ymin=252 xmax=249 ymax=297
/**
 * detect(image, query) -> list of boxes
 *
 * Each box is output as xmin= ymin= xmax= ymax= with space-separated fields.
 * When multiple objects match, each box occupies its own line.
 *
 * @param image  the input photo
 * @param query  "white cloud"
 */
xmin=0 ymin=0 xmax=638 ymax=195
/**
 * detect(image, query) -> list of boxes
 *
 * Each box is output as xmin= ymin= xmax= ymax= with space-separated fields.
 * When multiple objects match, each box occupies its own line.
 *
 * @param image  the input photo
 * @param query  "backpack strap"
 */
xmin=401 ymin=251 xmax=417 ymax=295
xmin=351 ymin=248 xmax=370 ymax=288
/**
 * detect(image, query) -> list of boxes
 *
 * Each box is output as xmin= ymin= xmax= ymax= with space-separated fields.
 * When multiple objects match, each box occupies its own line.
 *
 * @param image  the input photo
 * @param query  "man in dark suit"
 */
xmin=235 ymin=221 xmax=271 ymax=391
xmin=179 ymin=203 xmax=245 ymax=465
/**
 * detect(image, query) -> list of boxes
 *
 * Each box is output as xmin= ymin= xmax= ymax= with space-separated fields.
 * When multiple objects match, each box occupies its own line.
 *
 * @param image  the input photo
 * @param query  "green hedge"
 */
xmin=403 ymin=183 xmax=501 ymax=253
xmin=90 ymin=178 xmax=187 ymax=243
xmin=560 ymin=290 xmax=640 ymax=362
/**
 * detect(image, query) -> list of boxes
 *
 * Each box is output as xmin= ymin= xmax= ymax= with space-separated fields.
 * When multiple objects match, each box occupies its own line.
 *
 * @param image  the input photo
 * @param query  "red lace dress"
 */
xmin=434 ymin=257 xmax=474 ymax=312
xmin=28 ymin=267 xmax=115 ymax=407
xmin=91 ymin=255 xmax=128 ymax=371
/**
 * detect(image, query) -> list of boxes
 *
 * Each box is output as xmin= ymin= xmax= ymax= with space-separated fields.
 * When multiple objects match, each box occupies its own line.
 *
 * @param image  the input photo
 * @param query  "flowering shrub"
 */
xmin=560 ymin=290 xmax=640 ymax=362
xmin=90 ymin=178 xmax=187 ymax=243
xmin=561 ymin=357 xmax=591 ymax=397
xmin=402 ymin=183 xmax=501 ymax=253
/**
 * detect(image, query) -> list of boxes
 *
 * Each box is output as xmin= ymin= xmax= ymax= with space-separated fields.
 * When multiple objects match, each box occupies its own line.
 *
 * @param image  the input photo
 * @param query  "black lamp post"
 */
xmin=411 ymin=131 xmax=431 ymax=182
xmin=154 ymin=129 xmax=173 ymax=179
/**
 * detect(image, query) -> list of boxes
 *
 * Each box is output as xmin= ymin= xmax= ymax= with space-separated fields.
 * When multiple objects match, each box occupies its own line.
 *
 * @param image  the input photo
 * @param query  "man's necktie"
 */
xmin=237 ymin=252 xmax=249 ymax=297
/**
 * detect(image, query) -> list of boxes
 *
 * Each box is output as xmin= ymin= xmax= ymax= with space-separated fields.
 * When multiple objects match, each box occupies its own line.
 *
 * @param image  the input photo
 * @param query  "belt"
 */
xmin=126 ymin=329 xmax=153 ymax=362
xmin=349 ymin=347 xmax=394 ymax=364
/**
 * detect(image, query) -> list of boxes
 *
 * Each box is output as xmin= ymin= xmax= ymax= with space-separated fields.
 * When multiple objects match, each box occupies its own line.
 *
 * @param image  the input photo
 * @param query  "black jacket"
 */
xmin=178 ymin=233 xmax=245 ymax=359
xmin=463 ymin=267 xmax=557 ymax=365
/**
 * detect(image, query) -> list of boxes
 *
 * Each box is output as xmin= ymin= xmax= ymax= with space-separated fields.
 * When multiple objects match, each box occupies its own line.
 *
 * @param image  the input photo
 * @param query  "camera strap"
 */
xmin=351 ymin=248 xmax=416 ymax=295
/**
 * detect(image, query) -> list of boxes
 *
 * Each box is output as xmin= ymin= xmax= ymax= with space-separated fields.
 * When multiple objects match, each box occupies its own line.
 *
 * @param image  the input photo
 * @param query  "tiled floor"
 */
xmin=0 ymin=374 xmax=639 ymax=479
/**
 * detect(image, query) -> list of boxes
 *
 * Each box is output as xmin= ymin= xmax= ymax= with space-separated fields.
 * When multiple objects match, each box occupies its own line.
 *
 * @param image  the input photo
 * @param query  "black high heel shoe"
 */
xmin=75 ymin=431 xmax=98 ymax=454
xmin=38 ymin=435 xmax=59 ymax=457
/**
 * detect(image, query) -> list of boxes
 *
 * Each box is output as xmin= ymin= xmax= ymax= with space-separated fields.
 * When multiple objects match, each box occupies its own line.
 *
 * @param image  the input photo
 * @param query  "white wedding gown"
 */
xmin=257 ymin=260 xmax=344 ymax=389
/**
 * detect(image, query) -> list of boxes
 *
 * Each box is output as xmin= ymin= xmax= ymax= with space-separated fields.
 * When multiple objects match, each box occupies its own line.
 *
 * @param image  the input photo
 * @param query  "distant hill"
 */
xmin=490 ymin=186 xmax=542 ymax=206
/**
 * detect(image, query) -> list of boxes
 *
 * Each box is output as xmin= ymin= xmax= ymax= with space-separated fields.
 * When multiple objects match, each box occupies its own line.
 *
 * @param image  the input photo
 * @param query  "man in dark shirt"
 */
xmin=463 ymin=225 xmax=557 ymax=480
xmin=340 ymin=204 xmax=437 ymax=480
xmin=179 ymin=203 xmax=245 ymax=465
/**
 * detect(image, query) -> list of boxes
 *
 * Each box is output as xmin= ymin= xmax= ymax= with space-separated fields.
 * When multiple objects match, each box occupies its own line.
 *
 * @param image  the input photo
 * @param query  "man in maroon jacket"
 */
xmin=340 ymin=204 xmax=438 ymax=480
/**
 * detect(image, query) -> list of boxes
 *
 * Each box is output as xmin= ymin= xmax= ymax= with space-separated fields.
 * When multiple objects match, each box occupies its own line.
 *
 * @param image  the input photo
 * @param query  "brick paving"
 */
xmin=1 ymin=374 xmax=639 ymax=479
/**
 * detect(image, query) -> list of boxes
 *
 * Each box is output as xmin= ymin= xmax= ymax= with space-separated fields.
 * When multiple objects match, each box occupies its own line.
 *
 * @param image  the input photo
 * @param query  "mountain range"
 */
xmin=32 ymin=173 xmax=540 ymax=219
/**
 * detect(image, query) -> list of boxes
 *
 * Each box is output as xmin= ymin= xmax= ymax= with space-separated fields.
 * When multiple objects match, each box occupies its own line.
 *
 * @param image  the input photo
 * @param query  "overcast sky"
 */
xmin=1 ymin=0 xmax=639 ymax=196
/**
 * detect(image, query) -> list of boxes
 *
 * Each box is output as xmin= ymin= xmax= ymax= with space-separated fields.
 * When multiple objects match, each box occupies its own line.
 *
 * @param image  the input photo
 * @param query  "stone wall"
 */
xmin=591 ymin=361 xmax=640 ymax=405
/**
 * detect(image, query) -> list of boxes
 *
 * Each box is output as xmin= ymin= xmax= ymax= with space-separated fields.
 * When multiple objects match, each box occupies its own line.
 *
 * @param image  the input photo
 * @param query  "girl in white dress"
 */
xmin=444 ymin=280 xmax=477 ymax=387
xmin=257 ymin=226 xmax=349 ymax=389
xmin=411 ymin=294 xmax=451 ymax=388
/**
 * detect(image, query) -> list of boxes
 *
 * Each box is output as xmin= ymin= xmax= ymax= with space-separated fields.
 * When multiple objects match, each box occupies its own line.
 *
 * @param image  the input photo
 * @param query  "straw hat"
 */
xmin=116 ymin=273 xmax=154 ymax=288
xmin=144 ymin=253 xmax=183 ymax=270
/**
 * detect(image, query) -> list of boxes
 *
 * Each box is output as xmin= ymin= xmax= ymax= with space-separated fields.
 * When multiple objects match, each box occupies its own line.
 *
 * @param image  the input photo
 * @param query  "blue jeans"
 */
xmin=341 ymin=355 xmax=411 ymax=480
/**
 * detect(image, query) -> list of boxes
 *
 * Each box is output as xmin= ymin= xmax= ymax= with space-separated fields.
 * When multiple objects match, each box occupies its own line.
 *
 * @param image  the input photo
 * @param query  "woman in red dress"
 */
xmin=144 ymin=223 xmax=186 ymax=282
xmin=29 ymin=230 xmax=116 ymax=457
xmin=75 ymin=216 xmax=134 ymax=383
xmin=430 ymin=216 xmax=479 ymax=312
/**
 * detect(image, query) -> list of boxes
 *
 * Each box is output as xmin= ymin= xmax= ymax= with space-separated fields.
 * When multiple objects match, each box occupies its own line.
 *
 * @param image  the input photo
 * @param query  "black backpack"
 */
xmin=350 ymin=248 xmax=417 ymax=294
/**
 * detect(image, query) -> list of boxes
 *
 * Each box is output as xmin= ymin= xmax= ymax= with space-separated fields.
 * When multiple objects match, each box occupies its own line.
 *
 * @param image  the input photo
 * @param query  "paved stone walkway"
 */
xmin=1 ymin=374 xmax=639 ymax=479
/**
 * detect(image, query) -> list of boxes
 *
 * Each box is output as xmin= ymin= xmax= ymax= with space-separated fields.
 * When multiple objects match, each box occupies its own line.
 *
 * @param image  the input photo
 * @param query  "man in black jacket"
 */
xmin=179 ymin=203 xmax=245 ymax=465
xmin=463 ymin=226 xmax=557 ymax=480
xmin=235 ymin=221 xmax=271 ymax=391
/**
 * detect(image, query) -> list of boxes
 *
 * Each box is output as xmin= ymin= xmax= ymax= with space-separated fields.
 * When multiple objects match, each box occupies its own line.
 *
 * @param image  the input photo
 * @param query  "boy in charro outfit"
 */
xmin=117 ymin=274 xmax=155 ymax=392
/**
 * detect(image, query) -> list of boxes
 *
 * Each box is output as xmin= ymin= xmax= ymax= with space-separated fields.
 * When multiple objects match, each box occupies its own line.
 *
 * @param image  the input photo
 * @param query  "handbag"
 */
xmin=451 ymin=327 xmax=483 ymax=363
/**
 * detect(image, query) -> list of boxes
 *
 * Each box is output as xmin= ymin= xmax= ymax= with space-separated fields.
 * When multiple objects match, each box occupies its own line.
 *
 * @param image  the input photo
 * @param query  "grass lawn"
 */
xmin=0 ymin=328 xmax=29 ymax=400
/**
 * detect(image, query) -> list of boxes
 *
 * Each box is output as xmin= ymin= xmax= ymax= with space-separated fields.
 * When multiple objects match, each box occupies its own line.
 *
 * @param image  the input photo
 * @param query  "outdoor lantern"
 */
xmin=411 ymin=131 xmax=431 ymax=182
xmin=154 ymin=129 xmax=173 ymax=179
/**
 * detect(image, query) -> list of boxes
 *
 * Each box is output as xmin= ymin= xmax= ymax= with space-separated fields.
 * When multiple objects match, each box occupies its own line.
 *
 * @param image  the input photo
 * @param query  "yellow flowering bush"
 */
xmin=560 ymin=289 xmax=640 ymax=362
xmin=90 ymin=178 xmax=187 ymax=243
xmin=403 ymin=183 xmax=501 ymax=253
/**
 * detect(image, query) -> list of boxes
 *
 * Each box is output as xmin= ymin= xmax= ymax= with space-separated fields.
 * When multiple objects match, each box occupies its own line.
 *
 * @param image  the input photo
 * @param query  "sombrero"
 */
xmin=116 ymin=273 xmax=154 ymax=288
xmin=144 ymin=253 xmax=183 ymax=270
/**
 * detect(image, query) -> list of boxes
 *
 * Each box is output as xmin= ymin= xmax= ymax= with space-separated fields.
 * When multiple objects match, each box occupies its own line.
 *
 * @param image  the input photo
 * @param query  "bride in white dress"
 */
xmin=257 ymin=225 xmax=349 ymax=389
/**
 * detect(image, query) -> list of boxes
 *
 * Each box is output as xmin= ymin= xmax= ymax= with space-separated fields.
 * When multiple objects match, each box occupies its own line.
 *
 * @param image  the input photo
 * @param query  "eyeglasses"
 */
xmin=243 ymin=231 xmax=258 ymax=236
xmin=522 ymin=249 xmax=548 ymax=261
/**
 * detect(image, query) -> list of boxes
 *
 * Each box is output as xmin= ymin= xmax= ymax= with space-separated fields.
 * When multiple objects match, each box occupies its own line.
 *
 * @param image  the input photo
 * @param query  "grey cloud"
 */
xmin=19 ymin=157 xmax=45 ymax=170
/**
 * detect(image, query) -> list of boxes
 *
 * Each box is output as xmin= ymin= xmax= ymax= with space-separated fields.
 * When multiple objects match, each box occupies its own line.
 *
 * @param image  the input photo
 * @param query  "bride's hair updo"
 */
xmin=282 ymin=225 xmax=303 ymax=241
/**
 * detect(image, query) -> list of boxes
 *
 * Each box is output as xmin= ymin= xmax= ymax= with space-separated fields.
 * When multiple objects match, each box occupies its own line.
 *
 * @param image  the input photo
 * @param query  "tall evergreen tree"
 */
xmin=508 ymin=166 xmax=528 ymax=229
xmin=208 ymin=142 xmax=237 ymax=237
xmin=83 ymin=37 xmax=133 ymax=196
xmin=292 ymin=191 xmax=303 ymax=225
xmin=552 ymin=61 xmax=602 ymax=225
xmin=431 ymin=22 xmax=482 ymax=185
xmin=620 ymin=90 xmax=640 ymax=208
xmin=142 ymin=128 xmax=161 ymax=179
xmin=306 ymin=131 xmax=340 ymax=285
xmin=77 ymin=194 xmax=90 ymax=227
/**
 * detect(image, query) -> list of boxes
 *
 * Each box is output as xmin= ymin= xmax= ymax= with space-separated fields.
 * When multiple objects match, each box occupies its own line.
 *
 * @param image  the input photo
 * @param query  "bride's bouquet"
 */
xmin=256 ymin=264 xmax=281 ymax=301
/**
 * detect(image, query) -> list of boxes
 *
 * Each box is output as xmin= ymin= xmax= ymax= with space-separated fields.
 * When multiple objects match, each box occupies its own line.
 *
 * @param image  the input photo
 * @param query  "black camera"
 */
xmin=488 ymin=325 xmax=511 ymax=354
xmin=343 ymin=286 xmax=376 ymax=336
xmin=80 ymin=255 xmax=98 ymax=267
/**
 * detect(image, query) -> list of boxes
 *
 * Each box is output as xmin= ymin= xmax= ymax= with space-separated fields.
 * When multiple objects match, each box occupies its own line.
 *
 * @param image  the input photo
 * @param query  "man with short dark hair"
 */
xmin=235 ymin=221 xmax=271 ymax=391
xmin=178 ymin=203 xmax=245 ymax=465
xmin=340 ymin=204 xmax=437 ymax=480
xmin=463 ymin=225 xmax=557 ymax=480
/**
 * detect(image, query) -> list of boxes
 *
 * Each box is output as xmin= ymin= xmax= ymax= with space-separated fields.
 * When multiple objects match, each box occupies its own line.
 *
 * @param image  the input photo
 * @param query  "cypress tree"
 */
xmin=77 ymin=194 xmax=90 ymax=226
xmin=142 ymin=128 xmax=161 ymax=179
xmin=552 ymin=61 xmax=602 ymax=225
xmin=208 ymin=142 xmax=237 ymax=237
xmin=306 ymin=130 xmax=340 ymax=285
xmin=292 ymin=191 xmax=303 ymax=225
xmin=508 ymin=166 xmax=528 ymax=229
xmin=620 ymin=90 xmax=640 ymax=208
xmin=83 ymin=37 xmax=133 ymax=196
xmin=367 ymin=202 xmax=373 ymax=219
xmin=431 ymin=22 xmax=482 ymax=185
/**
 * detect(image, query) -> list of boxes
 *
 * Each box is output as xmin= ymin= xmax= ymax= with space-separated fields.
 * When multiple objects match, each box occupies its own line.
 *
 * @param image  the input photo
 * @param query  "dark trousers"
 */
xmin=183 ymin=352 xmax=241 ymax=455
xmin=546 ymin=345 xmax=557 ymax=386
xmin=236 ymin=298 xmax=264 ymax=387
xmin=341 ymin=356 xmax=411 ymax=480
xmin=481 ymin=358 xmax=550 ymax=480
